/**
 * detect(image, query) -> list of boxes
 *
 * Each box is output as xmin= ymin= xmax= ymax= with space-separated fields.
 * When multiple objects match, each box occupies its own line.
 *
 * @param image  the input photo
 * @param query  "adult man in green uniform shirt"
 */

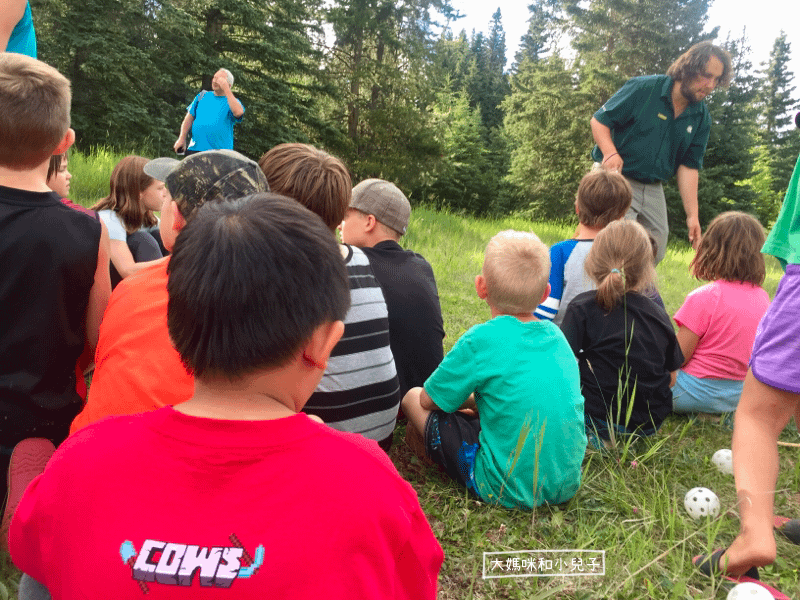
xmin=591 ymin=41 xmax=732 ymax=263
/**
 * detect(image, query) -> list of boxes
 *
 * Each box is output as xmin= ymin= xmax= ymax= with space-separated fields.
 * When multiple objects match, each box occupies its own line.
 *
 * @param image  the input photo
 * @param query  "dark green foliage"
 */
xmin=756 ymin=32 xmax=800 ymax=202
xmin=32 ymin=0 xmax=335 ymax=158
xmin=504 ymin=55 xmax=595 ymax=219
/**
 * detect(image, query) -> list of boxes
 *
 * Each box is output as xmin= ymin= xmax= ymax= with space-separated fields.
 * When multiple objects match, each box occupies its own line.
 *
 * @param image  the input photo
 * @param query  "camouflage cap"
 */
xmin=144 ymin=150 xmax=269 ymax=219
xmin=349 ymin=178 xmax=410 ymax=235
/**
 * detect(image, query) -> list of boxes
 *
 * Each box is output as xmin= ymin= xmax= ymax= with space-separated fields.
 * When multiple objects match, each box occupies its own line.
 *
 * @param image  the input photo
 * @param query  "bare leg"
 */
xmin=401 ymin=387 xmax=433 ymax=440
xmin=720 ymin=370 xmax=799 ymax=575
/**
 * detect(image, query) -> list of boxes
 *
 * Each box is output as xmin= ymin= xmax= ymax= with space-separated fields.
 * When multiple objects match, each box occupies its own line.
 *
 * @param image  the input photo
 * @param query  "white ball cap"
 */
xmin=727 ymin=581 xmax=774 ymax=599
xmin=684 ymin=487 xmax=720 ymax=519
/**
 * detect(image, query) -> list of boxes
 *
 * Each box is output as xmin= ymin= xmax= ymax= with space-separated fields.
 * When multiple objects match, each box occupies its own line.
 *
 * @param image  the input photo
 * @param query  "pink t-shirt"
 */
xmin=11 ymin=409 xmax=443 ymax=599
xmin=674 ymin=280 xmax=770 ymax=380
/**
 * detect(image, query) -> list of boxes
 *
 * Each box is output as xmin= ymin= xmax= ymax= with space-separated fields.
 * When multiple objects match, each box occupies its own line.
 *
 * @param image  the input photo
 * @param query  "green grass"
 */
xmin=1 ymin=197 xmax=796 ymax=599
xmin=395 ymin=207 xmax=796 ymax=599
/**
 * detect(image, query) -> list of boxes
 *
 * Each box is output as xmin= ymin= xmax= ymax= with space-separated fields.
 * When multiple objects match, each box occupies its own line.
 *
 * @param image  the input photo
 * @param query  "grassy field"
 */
xmin=1 ymin=155 xmax=798 ymax=599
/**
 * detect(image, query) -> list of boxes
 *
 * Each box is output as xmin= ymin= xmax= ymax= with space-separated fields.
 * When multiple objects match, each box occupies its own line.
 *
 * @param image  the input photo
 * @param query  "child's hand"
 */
xmin=458 ymin=408 xmax=478 ymax=418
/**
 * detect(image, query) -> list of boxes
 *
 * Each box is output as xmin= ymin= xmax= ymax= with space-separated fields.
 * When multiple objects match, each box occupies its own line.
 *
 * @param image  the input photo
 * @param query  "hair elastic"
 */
xmin=610 ymin=268 xmax=621 ymax=274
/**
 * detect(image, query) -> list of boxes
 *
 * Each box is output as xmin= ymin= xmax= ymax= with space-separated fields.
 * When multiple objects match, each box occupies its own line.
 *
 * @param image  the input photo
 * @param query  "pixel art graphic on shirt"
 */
xmin=119 ymin=534 xmax=265 ymax=592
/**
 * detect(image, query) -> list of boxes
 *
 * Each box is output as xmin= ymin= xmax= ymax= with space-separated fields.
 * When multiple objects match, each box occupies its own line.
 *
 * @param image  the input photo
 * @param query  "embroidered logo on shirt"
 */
xmin=657 ymin=113 xmax=667 ymax=120
xmin=119 ymin=535 xmax=264 ymax=593
xmin=687 ymin=125 xmax=693 ymax=134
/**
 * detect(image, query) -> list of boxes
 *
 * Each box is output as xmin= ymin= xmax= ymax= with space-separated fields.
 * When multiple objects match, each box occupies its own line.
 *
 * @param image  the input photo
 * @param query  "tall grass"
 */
xmin=66 ymin=146 xmax=164 ymax=208
xmin=0 ymin=165 xmax=796 ymax=599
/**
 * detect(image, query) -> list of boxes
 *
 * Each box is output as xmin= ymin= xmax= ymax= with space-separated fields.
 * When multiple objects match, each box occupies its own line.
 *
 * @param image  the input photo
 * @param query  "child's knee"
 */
xmin=401 ymin=387 xmax=423 ymax=411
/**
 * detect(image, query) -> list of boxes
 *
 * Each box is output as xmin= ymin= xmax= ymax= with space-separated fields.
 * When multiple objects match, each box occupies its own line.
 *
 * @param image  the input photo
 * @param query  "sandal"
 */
xmin=1 ymin=438 xmax=55 ymax=549
xmin=774 ymin=515 xmax=800 ymax=545
xmin=692 ymin=549 xmax=790 ymax=600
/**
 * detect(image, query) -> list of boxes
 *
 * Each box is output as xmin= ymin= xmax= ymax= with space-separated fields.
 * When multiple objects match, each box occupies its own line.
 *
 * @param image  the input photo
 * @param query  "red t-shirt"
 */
xmin=71 ymin=258 xmax=193 ymax=433
xmin=12 ymin=409 xmax=443 ymax=598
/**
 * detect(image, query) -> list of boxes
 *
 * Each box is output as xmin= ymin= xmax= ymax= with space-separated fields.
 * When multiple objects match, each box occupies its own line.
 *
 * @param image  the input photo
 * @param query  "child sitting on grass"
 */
xmin=560 ymin=219 xmax=683 ymax=448
xmin=402 ymin=230 xmax=586 ymax=509
xmin=535 ymin=169 xmax=632 ymax=325
xmin=0 ymin=53 xmax=110 ymax=535
xmin=672 ymin=212 xmax=770 ymax=415
xmin=10 ymin=193 xmax=443 ymax=598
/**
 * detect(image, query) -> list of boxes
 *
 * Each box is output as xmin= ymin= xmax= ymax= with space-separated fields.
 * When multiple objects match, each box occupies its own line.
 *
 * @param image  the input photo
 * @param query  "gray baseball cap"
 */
xmin=349 ymin=178 xmax=411 ymax=235
xmin=144 ymin=150 xmax=269 ymax=218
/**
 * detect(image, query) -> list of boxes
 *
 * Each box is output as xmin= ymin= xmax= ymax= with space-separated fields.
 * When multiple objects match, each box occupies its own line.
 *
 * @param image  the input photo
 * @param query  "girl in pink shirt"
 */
xmin=672 ymin=212 xmax=770 ymax=414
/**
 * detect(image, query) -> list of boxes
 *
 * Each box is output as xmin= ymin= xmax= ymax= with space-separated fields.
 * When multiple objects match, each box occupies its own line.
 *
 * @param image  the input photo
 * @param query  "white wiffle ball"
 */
xmin=727 ymin=581 xmax=774 ymax=599
xmin=712 ymin=449 xmax=734 ymax=475
xmin=684 ymin=487 xmax=720 ymax=519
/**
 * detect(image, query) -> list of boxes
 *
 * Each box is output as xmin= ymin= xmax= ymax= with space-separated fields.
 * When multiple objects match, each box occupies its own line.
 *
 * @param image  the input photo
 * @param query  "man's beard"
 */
xmin=680 ymin=80 xmax=703 ymax=104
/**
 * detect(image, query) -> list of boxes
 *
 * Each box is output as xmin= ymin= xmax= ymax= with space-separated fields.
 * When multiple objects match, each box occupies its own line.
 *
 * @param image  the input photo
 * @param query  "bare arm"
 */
xmin=675 ymin=326 xmax=699 ymax=368
xmin=676 ymin=165 xmax=701 ymax=249
xmin=216 ymin=78 xmax=244 ymax=118
xmin=419 ymin=387 xmax=441 ymax=412
xmin=85 ymin=222 xmax=111 ymax=352
xmin=108 ymin=239 xmax=161 ymax=280
xmin=0 ymin=0 xmax=27 ymax=51
xmin=590 ymin=117 xmax=623 ymax=172
xmin=173 ymin=112 xmax=194 ymax=152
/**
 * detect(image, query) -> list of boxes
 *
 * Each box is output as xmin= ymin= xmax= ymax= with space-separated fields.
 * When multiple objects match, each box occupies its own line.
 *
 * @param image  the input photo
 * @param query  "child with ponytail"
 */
xmin=561 ymin=219 xmax=683 ymax=448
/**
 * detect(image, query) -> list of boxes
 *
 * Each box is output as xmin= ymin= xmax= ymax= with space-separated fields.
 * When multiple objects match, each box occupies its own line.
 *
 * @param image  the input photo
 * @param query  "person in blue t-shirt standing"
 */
xmin=173 ymin=68 xmax=244 ymax=155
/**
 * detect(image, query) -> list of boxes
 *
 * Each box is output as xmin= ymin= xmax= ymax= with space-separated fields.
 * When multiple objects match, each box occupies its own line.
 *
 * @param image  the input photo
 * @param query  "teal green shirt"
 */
xmin=591 ymin=75 xmax=711 ymax=183
xmin=762 ymin=153 xmax=800 ymax=269
xmin=424 ymin=316 xmax=586 ymax=509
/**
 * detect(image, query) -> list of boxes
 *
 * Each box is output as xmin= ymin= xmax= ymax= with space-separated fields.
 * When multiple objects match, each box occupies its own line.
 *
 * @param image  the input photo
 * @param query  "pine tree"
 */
xmin=756 ymin=32 xmax=800 ymax=198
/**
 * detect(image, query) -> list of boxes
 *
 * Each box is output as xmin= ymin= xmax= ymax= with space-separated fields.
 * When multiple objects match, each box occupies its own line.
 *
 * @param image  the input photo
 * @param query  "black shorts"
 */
xmin=423 ymin=411 xmax=481 ymax=497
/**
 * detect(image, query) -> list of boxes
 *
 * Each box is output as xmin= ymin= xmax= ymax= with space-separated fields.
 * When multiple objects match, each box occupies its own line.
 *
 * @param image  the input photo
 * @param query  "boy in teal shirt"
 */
xmin=402 ymin=231 xmax=586 ymax=509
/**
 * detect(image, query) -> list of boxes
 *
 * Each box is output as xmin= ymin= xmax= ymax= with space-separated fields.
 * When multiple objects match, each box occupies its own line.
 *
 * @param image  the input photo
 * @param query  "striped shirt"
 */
xmin=303 ymin=245 xmax=400 ymax=449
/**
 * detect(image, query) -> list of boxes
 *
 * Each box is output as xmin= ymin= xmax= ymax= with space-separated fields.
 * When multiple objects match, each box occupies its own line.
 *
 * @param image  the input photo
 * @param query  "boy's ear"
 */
xmin=539 ymin=283 xmax=551 ymax=305
xmin=574 ymin=198 xmax=580 ymax=215
xmin=53 ymin=128 xmax=75 ymax=155
xmin=302 ymin=320 xmax=345 ymax=372
xmin=364 ymin=214 xmax=378 ymax=233
xmin=475 ymin=274 xmax=489 ymax=300
xmin=171 ymin=202 xmax=186 ymax=231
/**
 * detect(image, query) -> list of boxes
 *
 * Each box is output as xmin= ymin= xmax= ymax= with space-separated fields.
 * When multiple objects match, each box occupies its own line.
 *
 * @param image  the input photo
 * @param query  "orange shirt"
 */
xmin=70 ymin=258 xmax=193 ymax=433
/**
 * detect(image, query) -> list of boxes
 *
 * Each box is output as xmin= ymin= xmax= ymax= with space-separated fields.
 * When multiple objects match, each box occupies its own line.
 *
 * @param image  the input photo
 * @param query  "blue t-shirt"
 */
xmin=424 ymin=316 xmax=586 ymax=508
xmin=7 ymin=2 xmax=37 ymax=57
xmin=186 ymin=92 xmax=244 ymax=151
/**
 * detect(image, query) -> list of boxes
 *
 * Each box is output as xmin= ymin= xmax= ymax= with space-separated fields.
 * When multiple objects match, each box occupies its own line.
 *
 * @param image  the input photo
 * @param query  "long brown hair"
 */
xmin=92 ymin=155 xmax=157 ymax=233
xmin=667 ymin=41 xmax=732 ymax=88
xmin=691 ymin=211 xmax=765 ymax=285
xmin=585 ymin=220 xmax=657 ymax=311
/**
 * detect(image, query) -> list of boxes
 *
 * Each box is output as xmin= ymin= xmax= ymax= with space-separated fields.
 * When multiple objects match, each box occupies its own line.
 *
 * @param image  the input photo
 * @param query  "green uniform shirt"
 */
xmin=591 ymin=75 xmax=711 ymax=183
xmin=424 ymin=316 xmax=586 ymax=509
xmin=763 ymin=153 xmax=800 ymax=269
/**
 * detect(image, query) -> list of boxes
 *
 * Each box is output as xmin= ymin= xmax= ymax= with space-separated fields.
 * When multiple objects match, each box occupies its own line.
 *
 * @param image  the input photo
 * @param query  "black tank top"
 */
xmin=0 ymin=185 xmax=101 ymax=418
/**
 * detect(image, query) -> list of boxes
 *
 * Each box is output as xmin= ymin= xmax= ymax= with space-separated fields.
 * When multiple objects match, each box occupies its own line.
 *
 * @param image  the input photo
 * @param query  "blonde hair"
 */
xmin=91 ymin=156 xmax=158 ymax=233
xmin=258 ymin=143 xmax=351 ymax=232
xmin=691 ymin=211 xmax=765 ymax=285
xmin=483 ymin=230 xmax=550 ymax=314
xmin=0 ymin=54 xmax=71 ymax=169
xmin=576 ymin=170 xmax=632 ymax=228
xmin=585 ymin=220 xmax=657 ymax=311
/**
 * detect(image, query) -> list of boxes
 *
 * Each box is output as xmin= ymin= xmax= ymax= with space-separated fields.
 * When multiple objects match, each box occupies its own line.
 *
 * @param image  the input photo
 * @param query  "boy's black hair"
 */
xmin=167 ymin=192 xmax=350 ymax=379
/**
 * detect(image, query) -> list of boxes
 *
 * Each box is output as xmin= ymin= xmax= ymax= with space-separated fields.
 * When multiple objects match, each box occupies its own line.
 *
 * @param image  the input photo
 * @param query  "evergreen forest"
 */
xmin=31 ymin=0 xmax=800 ymax=238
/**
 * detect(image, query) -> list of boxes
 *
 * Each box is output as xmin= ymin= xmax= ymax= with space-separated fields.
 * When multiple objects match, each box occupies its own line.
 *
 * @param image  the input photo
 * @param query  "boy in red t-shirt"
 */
xmin=10 ymin=193 xmax=443 ymax=599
